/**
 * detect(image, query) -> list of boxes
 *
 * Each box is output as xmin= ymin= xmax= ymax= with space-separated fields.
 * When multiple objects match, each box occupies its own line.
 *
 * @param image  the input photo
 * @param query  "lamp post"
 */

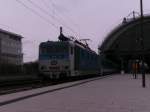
xmin=140 ymin=0 xmax=146 ymax=88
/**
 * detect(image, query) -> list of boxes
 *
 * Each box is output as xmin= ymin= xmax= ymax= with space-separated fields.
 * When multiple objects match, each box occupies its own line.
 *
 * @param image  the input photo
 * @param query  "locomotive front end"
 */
xmin=39 ymin=41 xmax=71 ymax=79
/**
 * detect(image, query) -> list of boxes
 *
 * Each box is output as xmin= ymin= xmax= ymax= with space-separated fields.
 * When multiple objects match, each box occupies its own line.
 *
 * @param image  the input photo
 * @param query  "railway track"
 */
xmin=0 ymin=79 xmax=42 ymax=95
xmin=0 ymin=74 xmax=102 ymax=95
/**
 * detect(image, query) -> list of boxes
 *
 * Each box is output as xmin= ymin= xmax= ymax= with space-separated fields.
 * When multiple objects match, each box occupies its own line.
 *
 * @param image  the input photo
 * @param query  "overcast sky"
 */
xmin=0 ymin=0 xmax=150 ymax=62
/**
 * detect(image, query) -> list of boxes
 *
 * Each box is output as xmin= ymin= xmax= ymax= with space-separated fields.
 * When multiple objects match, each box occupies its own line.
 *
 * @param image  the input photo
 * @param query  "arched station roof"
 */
xmin=99 ymin=15 xmax=150 ymax=55
xmin=99 ymin=15 xmax=150 ymax=67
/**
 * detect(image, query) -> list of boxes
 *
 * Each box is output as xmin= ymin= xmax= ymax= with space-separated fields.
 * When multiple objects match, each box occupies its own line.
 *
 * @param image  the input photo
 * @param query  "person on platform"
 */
xmin=132 ymin=61 xmax=139 ymax=79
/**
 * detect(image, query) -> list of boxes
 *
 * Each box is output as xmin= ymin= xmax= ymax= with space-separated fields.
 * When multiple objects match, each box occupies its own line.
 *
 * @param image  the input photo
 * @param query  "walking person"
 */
xmin=132 ymin=61 xmax=139 ymax=79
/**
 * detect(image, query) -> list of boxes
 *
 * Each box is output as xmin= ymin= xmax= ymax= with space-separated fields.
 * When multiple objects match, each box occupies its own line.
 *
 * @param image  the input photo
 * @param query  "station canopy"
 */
xmin=99 ymin=15 xmax=150 ymax=66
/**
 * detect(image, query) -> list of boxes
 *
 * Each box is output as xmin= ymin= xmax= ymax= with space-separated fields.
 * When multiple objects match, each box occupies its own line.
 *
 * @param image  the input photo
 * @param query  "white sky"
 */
xmin=0 ymin=0 xmax=150 ymax=62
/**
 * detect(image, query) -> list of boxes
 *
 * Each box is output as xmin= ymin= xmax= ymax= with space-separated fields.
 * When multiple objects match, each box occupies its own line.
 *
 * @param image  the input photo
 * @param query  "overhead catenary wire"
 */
xmin=27 ymin=0 xmax=78 ymax=36
xmin=15 ymin=0 xmax=58 ymax=30
xmin=42 ymin=0 xmax=64 ymax=25
xmin=43 ymin=0 xmax=80 ymax=36
xmin=42 ymin=0 xmax=54 ymax=15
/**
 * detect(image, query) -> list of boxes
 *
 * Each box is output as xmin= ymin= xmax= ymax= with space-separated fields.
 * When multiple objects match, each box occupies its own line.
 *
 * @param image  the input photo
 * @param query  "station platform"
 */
xmin=0 ymin=74 xmax=150 ymax=112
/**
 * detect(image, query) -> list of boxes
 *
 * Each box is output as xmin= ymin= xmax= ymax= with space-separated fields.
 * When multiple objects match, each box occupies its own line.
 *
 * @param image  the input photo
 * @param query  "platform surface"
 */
xmin=0 ymin=74 xmax=150 ymax=112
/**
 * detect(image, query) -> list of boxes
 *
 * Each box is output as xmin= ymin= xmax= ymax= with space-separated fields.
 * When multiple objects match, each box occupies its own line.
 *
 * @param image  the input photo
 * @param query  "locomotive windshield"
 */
xmin=41 ymin=44 xmax=68 ymax=53
xmin=39 ymin=42 xmax=69 ymax=60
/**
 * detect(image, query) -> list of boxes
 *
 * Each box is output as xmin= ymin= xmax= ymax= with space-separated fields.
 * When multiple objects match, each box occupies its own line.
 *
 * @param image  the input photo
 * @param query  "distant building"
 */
xmin=0 ymin=28 xmax=23 ymax=65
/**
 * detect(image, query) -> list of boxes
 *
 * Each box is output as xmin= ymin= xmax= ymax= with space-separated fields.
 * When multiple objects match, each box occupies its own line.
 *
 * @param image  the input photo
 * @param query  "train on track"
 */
xmin=38 ymin=27 xmax=118 ymax=79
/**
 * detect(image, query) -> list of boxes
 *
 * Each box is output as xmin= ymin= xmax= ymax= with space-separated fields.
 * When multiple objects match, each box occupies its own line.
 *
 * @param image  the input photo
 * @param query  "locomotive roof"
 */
xmin=40 ymin=40 xmax=97 ymax=54
xmin=40 ymin=41 xmax=69 ymax=46
xmin=73 ymin=40 xmax=97 ymax=54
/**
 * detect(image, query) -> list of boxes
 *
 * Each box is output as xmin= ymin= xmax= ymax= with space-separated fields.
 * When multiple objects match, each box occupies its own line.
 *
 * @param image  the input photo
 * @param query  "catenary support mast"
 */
xmin=140 ymin=0 xmax=146 ymax=88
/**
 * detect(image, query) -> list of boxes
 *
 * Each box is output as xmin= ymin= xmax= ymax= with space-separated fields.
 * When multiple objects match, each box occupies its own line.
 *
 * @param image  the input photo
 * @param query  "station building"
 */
xmin=99 ymin=15 xmax=150 ymax=72
xmin=0 ymin=28 xmax=23 ymax=65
